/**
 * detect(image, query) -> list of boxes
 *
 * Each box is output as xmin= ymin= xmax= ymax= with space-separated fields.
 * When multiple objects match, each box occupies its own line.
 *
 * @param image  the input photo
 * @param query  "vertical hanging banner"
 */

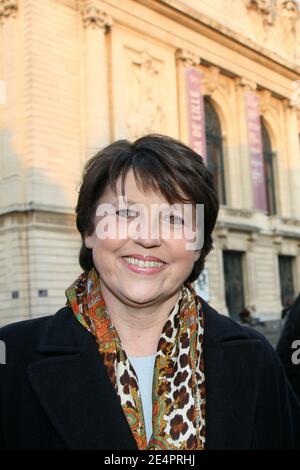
xmin=185 ymin=67 xmax=207 ymax=162
xmin=244 ymin=91 xmax=267 ymax=212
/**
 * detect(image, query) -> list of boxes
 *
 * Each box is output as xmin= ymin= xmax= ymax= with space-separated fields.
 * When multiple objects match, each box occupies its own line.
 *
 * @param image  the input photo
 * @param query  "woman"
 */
xmin=0 ymin=134 xmax=300 ymax=450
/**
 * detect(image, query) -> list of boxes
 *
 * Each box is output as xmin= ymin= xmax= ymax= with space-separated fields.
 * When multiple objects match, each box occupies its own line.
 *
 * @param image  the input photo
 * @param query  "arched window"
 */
xmin=261 ymin=118 xmax=276 ymax=215
xmin=204 ymin=97 xmax=226 ymax=205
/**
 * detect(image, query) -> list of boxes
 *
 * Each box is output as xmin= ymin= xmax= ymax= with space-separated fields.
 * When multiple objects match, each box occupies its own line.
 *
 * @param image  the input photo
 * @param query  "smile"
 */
xmin=121 ymin=256 xmax=166 ymax=274
xmin=123 ymin=256 xmax=164 ymax=268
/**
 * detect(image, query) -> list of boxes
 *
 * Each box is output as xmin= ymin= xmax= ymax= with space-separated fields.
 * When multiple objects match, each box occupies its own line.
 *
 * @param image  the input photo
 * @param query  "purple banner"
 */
xmin=185 ymin=67 xmax=207 ymax=162
xmin=244 ymin=91 xmax=267 ymax=212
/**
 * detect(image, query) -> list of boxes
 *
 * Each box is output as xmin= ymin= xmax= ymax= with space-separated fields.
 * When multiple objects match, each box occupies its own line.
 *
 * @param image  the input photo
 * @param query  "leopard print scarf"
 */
xmin=65 ymin=267 xmax=206 ymax=450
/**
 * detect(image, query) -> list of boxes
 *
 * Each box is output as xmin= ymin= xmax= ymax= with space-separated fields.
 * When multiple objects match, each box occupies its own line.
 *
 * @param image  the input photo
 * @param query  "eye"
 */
xmin=163 ymin=214 xmax=184 ymax=225
xmin=116 ymin=209 xmax=138 ymax=218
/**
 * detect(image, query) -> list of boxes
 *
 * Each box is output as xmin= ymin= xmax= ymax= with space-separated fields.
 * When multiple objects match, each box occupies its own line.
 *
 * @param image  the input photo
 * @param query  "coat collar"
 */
xmin=202 ymin=301 xmax=264 ymax=449
xmin=27 ymin=300 xmax=264 ymax=449
xmin=27 ymin=305 xmax=138 ymax=450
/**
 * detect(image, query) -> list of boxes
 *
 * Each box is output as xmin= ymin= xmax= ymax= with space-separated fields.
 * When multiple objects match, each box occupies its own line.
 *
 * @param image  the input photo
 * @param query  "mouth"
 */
xmin=121 ymin=256 xmax=167 ymax=274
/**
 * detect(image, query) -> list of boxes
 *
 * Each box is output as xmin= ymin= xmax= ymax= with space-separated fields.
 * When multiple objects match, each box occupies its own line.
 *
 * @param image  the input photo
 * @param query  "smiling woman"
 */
xmin=0 ymin=134 xmax=300 ymax=450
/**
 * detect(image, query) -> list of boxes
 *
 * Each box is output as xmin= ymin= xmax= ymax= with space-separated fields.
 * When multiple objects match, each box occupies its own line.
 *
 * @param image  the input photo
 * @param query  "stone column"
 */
xmin=272 ymin=235 xmax=285 ymax=312
xmin=0 ymin=0 xmax=21 ymax=186
xmin=235 ymin=77 xmax=257 ymax=210
xmin=283 ymin=90 xmax=300 ymax=220
xmin=80 ymin=0 xmax=112 ymax=158
xmin=245 ymin=232 xmax=258 ymax=307
xmin=0 ymin=0 xmax=33 ymax=320
xmin=214 ymin=227 xmax=229 ymax=315
xmin=175 ymin=48 xmax=201 ymax=147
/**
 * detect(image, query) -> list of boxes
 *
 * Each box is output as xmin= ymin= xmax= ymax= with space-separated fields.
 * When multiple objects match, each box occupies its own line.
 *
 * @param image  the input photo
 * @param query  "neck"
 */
xmin=100 ymin=283 xmax=182 ymax=357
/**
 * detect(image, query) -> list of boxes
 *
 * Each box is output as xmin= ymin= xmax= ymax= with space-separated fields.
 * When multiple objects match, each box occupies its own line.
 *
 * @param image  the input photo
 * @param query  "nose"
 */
xmin=129 ymin=208 xmax=162 ymax=247
xmin=135 ymin=237 xmax=161 ymax=248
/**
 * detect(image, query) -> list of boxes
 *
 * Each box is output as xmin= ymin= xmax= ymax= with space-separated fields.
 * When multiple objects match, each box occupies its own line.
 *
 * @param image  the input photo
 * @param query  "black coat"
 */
xmin=1 ymin=299 xmax=300 ymax=449
xmin=276 ymin=293 xmax=300 ymax=402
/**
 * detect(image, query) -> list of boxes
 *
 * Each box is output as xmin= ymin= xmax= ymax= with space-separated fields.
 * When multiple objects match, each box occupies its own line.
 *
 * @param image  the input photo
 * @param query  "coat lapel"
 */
xmin=203 ymin=302 xmax=264 ymax=449
xmin=27 ymin=307 xmax=138 ymax=450
xmin=27 ymin=302 xmax=264 ymax=450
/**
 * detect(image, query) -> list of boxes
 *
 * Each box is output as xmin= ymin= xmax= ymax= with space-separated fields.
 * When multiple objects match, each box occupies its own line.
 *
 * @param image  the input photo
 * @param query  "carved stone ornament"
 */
xmin=290 ymin=80 xmax=300 ymax=108
xmin=247 ymin=232 xmax=259 ymax=243
xmin=202 ymin=66 xmax=221 ymax=95
xmin=175 ymin=48 xmax=201 ymax=67
xmin=280 ymin=0 xmax=299 ymax=21
xmin=80 ymin=0 xmax=113 ymax=30
xmin=272 ymin=234 xmax=283 ymax=254
xmin=225 ymin=208 xmax=253 ymax=219
xmin=277 ymin=0 xmax=299 ymax=39
xmin=259 ymin=89 xmax=272 ymax=114
xmin=0 ymin=0 xmax=18 ymax=23
xmin=126 ymin=50 xmax=164 ymax=141
xmin=236 ymin=77 xmax=257 ymax=91
xmin=245 ymin=0 xmax=276 ymax=25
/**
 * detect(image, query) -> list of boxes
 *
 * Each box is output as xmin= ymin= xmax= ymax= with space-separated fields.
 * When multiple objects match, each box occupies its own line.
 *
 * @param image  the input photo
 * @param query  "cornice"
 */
xmin=0 ymin=207 xmax=76 ymax=231
xmin=138 ymin=0 xmax=300 ymax=81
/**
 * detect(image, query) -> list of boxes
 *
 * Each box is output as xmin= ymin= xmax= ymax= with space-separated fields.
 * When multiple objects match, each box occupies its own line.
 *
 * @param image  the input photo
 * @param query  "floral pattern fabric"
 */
xmin=65 ymin=267 xmax=206 ymax=450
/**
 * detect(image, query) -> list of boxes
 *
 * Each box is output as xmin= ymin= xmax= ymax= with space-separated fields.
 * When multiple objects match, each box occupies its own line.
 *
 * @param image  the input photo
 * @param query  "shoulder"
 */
xmin=0 ymin=307 xmax=72 ymax=362
xmin=200 ymin=297 xmax=269 ymax=343
xmin=286 ymin=294 xmax=300 ymax=326
xmin=200 ymin=298 xmax=300 ymax=398
xmin=277 ymin=294 xmax=300 ymax=351
xmin=200 ymin=298 xmax=280 ymax=370
xmin=0 ymin=306 xmax=71 ymax=341
xmin=0 ymin=314 xmax=52 ymax=337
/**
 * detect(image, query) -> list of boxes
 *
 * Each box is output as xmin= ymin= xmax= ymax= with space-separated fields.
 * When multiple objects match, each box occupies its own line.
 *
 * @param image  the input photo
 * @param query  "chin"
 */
xmin=121 ymin=287 xmax=161 ymax=304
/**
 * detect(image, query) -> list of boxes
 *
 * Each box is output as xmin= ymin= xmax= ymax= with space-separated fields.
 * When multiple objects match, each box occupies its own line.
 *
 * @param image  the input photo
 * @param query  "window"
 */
xmin=223 ymin=250 xmax=245 ymax=320
xmin=261 ymin=118 xmax=276 ymax=215
xmin=278 ymin=255 xmax=295 ymax=307
xmin=204 ymin=97 xmax=226 ymax=205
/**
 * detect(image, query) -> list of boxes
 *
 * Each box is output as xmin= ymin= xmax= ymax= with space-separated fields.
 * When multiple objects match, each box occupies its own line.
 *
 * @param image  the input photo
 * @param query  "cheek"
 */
xmin=91 ymin=238 xmax=124 ymax=266
xmin=167 ymin=240 xmax=196 ymax=266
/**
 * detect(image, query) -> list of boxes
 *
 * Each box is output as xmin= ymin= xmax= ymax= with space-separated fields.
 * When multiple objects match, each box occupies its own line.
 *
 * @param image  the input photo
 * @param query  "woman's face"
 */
xmin=84 ymin=170 xmax=200 ymax=307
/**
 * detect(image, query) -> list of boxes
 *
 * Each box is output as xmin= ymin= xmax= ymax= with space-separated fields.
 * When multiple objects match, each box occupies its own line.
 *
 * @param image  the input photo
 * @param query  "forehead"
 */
xmin=100 ymin=169 xmax=190 ymax=205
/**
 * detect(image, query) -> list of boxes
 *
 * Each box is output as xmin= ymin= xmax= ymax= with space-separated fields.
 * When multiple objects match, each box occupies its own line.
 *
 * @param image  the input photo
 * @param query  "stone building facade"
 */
xmin=0 ymin=0 xmax=300 ymax=325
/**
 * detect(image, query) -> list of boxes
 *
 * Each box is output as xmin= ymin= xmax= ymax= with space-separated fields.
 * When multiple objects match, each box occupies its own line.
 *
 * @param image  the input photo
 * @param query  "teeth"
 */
xmin=123 ymin=257 xmax=163 ymax=268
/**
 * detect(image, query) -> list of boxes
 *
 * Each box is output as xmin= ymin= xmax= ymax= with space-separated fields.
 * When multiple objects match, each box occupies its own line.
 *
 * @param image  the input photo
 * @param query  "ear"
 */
xmin=84 ymin=233 xmax=94 ymax=250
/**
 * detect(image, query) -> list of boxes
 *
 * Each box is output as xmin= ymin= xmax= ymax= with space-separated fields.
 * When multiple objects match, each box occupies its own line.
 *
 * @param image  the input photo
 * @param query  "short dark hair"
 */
xmin=75 ymin=134 xmax=219 ymax=283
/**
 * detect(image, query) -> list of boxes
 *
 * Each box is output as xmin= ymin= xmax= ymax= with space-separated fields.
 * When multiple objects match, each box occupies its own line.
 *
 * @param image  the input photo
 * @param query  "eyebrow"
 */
xmin=112 ymin=196 xmax=187 ymax=208
xmin=124 ymin=199 xmax=138 ymax=205
xmin=112 ymin=198 xmax=138 ymax=205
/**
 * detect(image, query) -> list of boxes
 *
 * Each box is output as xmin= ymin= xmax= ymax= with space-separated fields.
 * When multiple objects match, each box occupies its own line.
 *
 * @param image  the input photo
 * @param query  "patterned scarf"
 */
xmin=65 ymin=267 xmax=206 ymax=450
